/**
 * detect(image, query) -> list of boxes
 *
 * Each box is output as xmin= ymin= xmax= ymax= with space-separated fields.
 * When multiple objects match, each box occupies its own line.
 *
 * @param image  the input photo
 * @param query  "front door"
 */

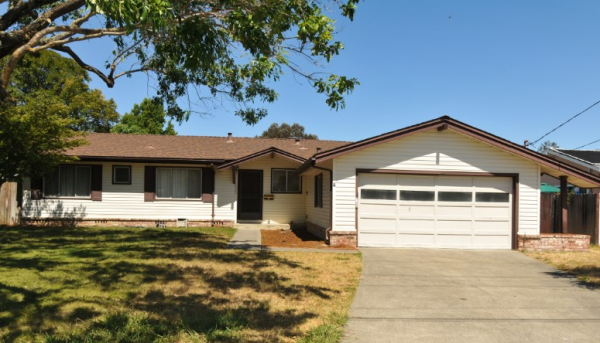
xmin=238 ymin=170 xmax=263 ymax=220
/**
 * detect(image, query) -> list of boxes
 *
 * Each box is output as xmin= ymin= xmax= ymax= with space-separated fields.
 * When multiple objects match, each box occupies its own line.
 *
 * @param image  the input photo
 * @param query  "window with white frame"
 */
xmin=271 ymin=169 xmax=301 ymax=193
xmin=44 ymin=165 xmax=91 ymax=197
xmin=156 ymin=168 xmax=202 ymax=199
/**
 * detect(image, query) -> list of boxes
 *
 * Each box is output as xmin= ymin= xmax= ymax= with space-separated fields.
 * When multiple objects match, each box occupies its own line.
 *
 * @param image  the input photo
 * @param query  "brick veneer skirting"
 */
xmin=518 ymin=234 xmax=590 ymax=252
xmin=21 ymin=218 xmax=234 ymax=228
xmin=329 ymin=230 xmax=357 ymax=247
xmin=306 ymin=221 xmax=328 ymax=241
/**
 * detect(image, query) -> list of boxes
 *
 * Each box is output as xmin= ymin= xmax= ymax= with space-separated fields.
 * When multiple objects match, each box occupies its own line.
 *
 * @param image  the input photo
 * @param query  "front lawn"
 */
xmin=0 ymin=226 xmax=362 ymax=342
xmin=524 ymin=245 xmax=600 ymax=288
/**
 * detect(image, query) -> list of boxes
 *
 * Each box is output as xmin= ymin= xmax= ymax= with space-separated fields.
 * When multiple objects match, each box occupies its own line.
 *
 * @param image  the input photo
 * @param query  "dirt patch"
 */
xmin=261 ymin=228 xmax=356 ymax=250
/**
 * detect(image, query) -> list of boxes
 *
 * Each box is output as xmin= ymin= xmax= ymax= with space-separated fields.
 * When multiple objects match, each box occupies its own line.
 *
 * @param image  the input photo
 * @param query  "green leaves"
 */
xmin=111 ymin=98 xmax=177 ymax=135
xmin=314 ymin=75 xmax=359 ymax=111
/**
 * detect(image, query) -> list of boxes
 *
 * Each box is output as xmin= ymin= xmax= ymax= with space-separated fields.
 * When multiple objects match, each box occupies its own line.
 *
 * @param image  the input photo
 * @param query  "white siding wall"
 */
xmin=21 ymin=162 xmax=237 ymax=221
xmin=304 ymin=169 xmax=331 ymax=229
xmin=332 ymin=129 xmax=540 ymax=234
xmin=237 ymin=155 xmax=306 ymax=224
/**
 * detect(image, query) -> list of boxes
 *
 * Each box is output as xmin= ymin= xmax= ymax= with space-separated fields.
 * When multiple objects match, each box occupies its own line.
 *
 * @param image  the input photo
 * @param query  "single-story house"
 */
xmin=22 ymin=116 xmax=600 ymax=249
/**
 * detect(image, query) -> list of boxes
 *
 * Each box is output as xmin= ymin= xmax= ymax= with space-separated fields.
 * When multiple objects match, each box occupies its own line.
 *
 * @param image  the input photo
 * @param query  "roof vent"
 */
xmin=316 ymin=147 xmax=322 ymax=153
xmin=294 ymin=138 xmax=301 ymax=145
xmin=227 ymin=132 xmax=233 ymax=143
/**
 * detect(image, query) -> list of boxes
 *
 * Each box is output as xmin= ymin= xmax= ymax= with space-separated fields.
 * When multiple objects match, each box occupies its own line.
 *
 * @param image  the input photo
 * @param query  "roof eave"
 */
xmin=217 ymin=147 xmax=306 ymax=170
xmin=311 ymin=116 xmax=600 ymax=187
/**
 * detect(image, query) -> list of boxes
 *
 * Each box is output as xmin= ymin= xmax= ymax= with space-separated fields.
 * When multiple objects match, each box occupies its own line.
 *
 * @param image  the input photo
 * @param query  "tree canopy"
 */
xmin=0 ymin=0 xmax=360 ymax=125
xmin=112 ymin=98 xmax=177 ymax=135
xmin=538 ymin=141 xmax=559 ymax=153
xmin=259 ymin=122 xmax=318 ymax=139
xmin=0 ymin=49 xmax=119 ymax=182
xmin=7 ymin=50 xmax=119 ymax=132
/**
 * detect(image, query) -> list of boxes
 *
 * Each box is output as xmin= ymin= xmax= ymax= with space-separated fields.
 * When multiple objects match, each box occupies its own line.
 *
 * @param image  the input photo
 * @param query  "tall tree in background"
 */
xmin=0 ymin=50 xmax=118 ymax=182
xmin=259 ymin=123 xmax=318 ymax=139
xmin=8 ymin=50 xmax=119 ymax=133
xmin=112 ymin=99 xmax=177 ymax=135
xmin=538 ymin=141 xmax=559 ymax=153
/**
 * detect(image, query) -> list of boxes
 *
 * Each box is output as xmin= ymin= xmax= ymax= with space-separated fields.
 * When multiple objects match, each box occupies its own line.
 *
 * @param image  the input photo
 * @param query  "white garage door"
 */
xmin=358 ymin=174 xmax=513 ymax=249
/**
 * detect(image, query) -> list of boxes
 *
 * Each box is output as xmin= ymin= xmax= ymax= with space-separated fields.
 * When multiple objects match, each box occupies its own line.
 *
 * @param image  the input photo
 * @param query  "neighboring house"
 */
xmin=22 ymin=116 xmax=600 ymax=250
xmin=543 ymin=148 xmax=600 ymax=193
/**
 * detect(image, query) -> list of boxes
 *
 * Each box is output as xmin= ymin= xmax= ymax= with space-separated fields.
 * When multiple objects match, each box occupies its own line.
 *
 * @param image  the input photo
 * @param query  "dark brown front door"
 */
xmin=238 ymin=170 xmax=263 ymax=220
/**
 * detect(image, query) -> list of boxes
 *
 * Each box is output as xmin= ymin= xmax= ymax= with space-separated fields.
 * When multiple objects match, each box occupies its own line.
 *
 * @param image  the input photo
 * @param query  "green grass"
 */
xmin=0 ymin=226 xmax=361 ymax=342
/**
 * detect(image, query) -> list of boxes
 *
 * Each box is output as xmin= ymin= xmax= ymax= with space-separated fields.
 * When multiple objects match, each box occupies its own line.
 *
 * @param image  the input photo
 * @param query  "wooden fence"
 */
xmin=540 ymin=193 xmax=599 ymax=244
xmin=0 ymin=182 xmax=18 ymax=225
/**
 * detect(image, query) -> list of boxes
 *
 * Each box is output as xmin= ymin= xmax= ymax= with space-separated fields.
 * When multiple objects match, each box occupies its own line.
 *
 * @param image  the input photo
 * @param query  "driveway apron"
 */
xmin=343 ymin=249 xmax=600 ymax=343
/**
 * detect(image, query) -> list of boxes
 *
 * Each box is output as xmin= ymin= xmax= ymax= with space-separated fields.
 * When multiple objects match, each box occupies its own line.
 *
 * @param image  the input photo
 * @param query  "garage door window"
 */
xmin=400 ymin=190 xmax=435 ymax=201
xmin=438 ymin=191 xmax=472 ymax=202
xmin=361 ymin=189 xmax=396 ymax=200
xmin=476 ymin=192 xmax=509 ymax=202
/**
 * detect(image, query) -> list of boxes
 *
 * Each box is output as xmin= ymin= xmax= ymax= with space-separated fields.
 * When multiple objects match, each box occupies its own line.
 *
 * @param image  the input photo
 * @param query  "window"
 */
xmin=112 ymin=165 xmax=131 ymax=184
xmin=476 ymin=192 xmax=510 ymax=203
xmin=156 ymin=168 xmax=202 ymax=199
xmin=314 ymin=173 xmax=323 ymax=208
xmin=361 ymin=189 xmax=397 ymax=200
xmin=438 ymin=191 xmax=472 ymax=202
xmin=44 ymin=165 xmax=91 ymax=198
xmin=400 ymin=190 xmax=435 ymax=201
xmin=271 ymin=169 xmax=301 ymax=193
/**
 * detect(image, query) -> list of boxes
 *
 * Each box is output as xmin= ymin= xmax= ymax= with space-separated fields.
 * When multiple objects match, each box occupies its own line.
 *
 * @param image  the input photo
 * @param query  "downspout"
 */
xmin=312 ymin=161 xmax=334 ymax=243
xmin=211 ymin=191 xmax=215 ymax=227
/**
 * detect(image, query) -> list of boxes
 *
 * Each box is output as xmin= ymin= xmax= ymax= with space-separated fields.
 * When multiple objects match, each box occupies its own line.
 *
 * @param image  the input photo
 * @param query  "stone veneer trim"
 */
xmin=518 ymin=234 xmax=590 ymax=252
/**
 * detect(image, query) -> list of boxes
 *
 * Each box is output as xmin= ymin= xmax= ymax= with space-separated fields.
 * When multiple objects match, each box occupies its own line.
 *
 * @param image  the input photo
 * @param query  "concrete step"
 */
xmin=234 ymin=223 xmax=290 ymax=230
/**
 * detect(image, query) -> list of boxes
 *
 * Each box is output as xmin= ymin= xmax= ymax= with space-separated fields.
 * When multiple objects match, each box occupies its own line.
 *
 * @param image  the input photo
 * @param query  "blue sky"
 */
xmin=75 ymin=1 xmax=600 ymax=150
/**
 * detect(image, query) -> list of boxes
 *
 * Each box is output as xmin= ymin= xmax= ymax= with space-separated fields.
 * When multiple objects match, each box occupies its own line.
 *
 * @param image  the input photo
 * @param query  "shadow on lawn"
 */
xmin=0 ymin=226 xmax=337 ymax=342
xmin=544 ymin=269 xmax=600 ymax=290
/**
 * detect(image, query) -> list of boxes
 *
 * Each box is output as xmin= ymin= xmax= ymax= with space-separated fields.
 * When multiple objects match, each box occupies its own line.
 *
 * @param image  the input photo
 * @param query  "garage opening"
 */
xmin=358 ymin=173 xmax=514 ymax=249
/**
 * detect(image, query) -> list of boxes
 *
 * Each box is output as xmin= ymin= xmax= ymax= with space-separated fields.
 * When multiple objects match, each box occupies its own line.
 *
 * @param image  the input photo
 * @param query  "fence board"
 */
xmin=539 ymin=193 xmax=599 ymax=244
xmin=0 ymin=182 xmax=18 ymax=225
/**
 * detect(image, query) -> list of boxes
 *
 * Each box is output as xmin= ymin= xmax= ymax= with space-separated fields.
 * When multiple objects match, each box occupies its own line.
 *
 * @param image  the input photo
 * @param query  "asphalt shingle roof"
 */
xmin=556 ymin=149 xmax=600 ymax=164
xmin=68 ymin=133 xmax=349 ymax=162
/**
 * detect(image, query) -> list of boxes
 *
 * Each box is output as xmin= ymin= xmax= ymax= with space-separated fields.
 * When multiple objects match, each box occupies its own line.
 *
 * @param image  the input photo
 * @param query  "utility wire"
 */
xmin=529 ymin=99 xmax=600 ymax=147
xmin=574 ymin=138 xmax=600 ymax=150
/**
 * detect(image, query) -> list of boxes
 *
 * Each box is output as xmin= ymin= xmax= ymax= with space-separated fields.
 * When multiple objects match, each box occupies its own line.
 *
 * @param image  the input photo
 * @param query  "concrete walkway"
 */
xmin=226 ymin=229 xmax=261 ymax=250
xmin=343 ymin=249 xmax=600 ymax=343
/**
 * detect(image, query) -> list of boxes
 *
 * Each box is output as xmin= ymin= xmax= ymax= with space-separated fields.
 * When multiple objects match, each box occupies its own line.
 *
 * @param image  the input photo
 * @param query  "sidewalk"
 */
xmin=226 ymin=228 xmax=261 ymax=250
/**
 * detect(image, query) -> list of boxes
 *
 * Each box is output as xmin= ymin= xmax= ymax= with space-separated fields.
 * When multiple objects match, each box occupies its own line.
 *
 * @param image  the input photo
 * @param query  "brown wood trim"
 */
xmin=218 ymin=148 xmax=306 ymax=170
xmin=356 ymin=169 xmax=518 ymax=178
xmin=316 ymin=123 xmax=436 ymax=162
xmin=444 ymin=124 xmax=600 ymax=186
xmin=78 ymin=156 xmax=226 ymax=165
xmin=512 ymin=174 xmax=519 ymax=250
xmin=355 ymin=169 xmax=520 ymax=250
xmin=313 ymin=116 xmax=600 ymax=187
xmin=596 ymin=194 xmax=599 ymax=245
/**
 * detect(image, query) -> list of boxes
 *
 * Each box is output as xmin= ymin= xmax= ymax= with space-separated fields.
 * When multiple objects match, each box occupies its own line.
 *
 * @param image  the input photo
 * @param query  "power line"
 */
xmin=574 ymin=138 xmax=600 ymax=150
xmin=529 ymin=99 xmax=600 ymax=147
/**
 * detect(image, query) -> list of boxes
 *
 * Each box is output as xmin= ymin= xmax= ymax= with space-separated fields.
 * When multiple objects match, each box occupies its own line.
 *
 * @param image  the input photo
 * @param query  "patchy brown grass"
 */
xmin=524 ymin=245 xmax=600 ymax=288
xmin=0 ymin=226 xmax=362 ymax=342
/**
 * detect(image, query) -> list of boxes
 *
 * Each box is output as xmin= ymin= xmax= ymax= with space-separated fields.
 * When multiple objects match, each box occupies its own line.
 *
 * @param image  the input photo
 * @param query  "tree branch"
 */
xmin=51 ymin=45 xmax=115 ymax=87
xmin=0 ymin=0 xmax=55 ymax=31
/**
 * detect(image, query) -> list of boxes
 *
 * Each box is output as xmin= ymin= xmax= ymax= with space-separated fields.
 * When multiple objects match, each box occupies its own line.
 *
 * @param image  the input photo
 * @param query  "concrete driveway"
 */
xmin=343 ymin=249 xmax=600 ymax=342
